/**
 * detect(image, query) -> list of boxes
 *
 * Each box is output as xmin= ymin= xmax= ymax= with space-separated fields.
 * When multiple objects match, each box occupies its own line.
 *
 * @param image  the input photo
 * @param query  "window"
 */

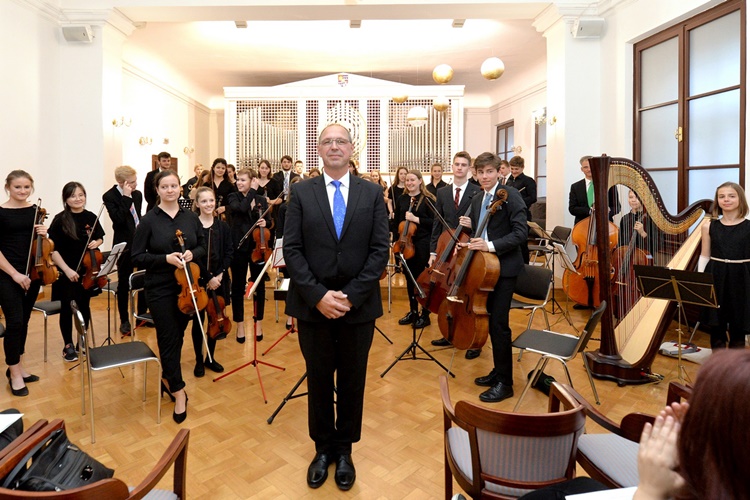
xmin=496 ymin=121 xmax=515 ymax=161
xmin=535 ymin=120 xmax=547 ymax=197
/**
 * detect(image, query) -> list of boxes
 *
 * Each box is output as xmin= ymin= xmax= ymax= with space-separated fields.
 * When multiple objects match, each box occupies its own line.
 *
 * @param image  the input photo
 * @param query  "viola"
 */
xmin=251 ymin=205 xmax=272 ymax=263
xmin=392 ymin=196 xmax=417 ymax=259
xmin=174 ymin=230 xmax=208 ymax=315
xmin=204 ymin=228 xmax=232 ymax=340
xmin=437 ymin=189 xmax=507 ymax=350
xmin=611 ymin=212 xmax=652 ymax=319
xmin=27 ymin=203 xmax=58 ymax=285
xmin=416 ymin=206 xmax=471 ymax=314
xmin=563 ymin=213 xmax=619 ymax=308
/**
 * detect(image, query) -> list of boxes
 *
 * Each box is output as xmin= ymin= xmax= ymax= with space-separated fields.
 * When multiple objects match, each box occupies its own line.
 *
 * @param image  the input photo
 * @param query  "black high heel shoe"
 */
xmin=173 ymin=393 xmax=189 ymax=424
xmin=160 ymin=381 xmax=176 ymax=402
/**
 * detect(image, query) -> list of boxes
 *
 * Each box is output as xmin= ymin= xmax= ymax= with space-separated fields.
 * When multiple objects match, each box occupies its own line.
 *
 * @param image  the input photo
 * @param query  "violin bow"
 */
xmin=25 ymin=199 xmax=42 ymax=277
xmin=74 ymin=204 xmax=105 ymax=274
xmin=176 ymin=230 xmax=213 ymax=363
xmin=237 ymin=202 xmax=272 ymax=249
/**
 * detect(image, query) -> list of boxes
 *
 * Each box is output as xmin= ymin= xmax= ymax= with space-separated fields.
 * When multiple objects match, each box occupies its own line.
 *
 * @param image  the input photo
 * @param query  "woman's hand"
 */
xmin=633 ymin=412 xmax=685 ymax=500
xmin=64 ymin=268 xmax=80 ymax=282
xmin=11 ymin=271 xmax=31 ymax=291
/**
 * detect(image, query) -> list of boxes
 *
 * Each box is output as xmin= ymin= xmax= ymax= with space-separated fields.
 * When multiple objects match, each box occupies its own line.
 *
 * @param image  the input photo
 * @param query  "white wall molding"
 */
xmin=123 ymin=62 xmax=211 ymax=115
xmin=9 ymin=0 xmax=59 ymax=24
xmin=489 ymin=81 xmax=546 ymax=113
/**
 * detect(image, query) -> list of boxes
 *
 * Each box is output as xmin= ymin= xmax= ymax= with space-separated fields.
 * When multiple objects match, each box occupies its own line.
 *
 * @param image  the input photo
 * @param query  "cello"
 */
xmin=205 ymin=227 xmax=232 ymax=340
xmin=611 ymin=212 xmax=652 ymax=319
xmin=26 ymin=200 xmax=58 ymax=285
xmin=563 ymin=212 xmax=618 ymax=308
xmin=437 ymin=189 xmax=506 ymax=350
xmin=392 ymin=196 xmax=417 ymax=259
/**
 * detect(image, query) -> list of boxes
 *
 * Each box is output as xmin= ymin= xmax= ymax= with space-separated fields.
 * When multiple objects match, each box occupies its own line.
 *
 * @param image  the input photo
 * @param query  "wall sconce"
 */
xmin=112 ymin=117 xmax=131 ymax=128
xmin=183 ymin=146 xmax=195 ymax=155
xmin=511 ymin=145 xmax=523 ymax=154
xmin=163 ymin=138 xmax=170 ymax=145
xmin=533 ymin=107 xmax=558 ymax=126
xmin=138 ymin=137 xmax=152 ymax=146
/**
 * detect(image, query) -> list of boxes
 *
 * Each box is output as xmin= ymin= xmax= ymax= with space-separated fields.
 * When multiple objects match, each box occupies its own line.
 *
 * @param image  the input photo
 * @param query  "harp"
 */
xmin=584 ymin=155 xmax=713 ymax=385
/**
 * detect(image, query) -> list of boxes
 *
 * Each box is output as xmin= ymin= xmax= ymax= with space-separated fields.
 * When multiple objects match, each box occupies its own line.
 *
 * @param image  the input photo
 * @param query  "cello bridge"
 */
xmin=447 ymin=296 xmax=463 ymax=303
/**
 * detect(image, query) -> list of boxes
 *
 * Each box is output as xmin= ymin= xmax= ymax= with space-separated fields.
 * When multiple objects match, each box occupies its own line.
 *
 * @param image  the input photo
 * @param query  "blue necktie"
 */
xmin=331 ymin=180 xmax=346 ymax=239
xmin=478 ymin=192 xmax=491 ymax=240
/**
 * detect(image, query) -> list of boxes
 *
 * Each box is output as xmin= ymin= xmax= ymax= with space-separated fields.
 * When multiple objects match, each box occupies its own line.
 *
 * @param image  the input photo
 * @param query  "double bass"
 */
xmin=563 ymin=213 xmax=618 ymax=308
xmin=26 ymin=200 xmax=58 ymax=285
xmin=437 ymin=190 xmax=506 ymax=350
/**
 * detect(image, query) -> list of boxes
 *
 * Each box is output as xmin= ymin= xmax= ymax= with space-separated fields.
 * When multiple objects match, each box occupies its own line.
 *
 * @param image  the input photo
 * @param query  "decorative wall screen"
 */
xmin=235 ymin=100 xmax=298 ymax=170
xmin=388 ymin=99 xmax=452 ymax=170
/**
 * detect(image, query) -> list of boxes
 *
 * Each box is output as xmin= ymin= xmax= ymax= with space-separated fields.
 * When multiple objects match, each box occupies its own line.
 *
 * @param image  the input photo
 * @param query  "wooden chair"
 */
xmin=440 ymin=375 xmax=586 ymax=499
xmin=549 ymin=381 xmax=691 ymax=489
xmin=0 ymin=419 xmax=189 ymax=500
xmin=0 ymin=420 xmax=48 ymax=463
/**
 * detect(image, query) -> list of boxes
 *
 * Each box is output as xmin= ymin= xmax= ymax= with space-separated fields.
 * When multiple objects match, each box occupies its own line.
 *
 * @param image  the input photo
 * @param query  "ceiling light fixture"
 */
xmin=481 ymin=57 xmax=505 ymax=80
xmin=407 ymin=106 xmax=428 ymax=127
xmin=235 ymin=21 xmax=247 ymax=29
xmin=452 ymin=19 xmax=465 ymax=28
xmin=433 ymin=95 xmax=449 ymax=112
xmin=432 ymin=64 xmax=454 ymax=84
xmin=350 ymin=20 xmax=361 ymax=29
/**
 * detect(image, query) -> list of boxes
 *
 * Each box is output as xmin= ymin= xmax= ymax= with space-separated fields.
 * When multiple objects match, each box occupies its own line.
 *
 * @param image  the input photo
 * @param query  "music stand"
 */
xmin=634 ymin=265 xmax=718 ymax=383
xmin=98 ymin=242 xmax=126 ymax=346
xmin=551 ymin=242 xmax=578 ymax=331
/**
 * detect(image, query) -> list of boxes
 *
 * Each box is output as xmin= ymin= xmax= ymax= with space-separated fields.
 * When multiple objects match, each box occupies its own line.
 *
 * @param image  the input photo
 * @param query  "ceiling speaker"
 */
xmin=571 ymin=18 xmax=605 ymax=39
xmin=62 ymin=25 xmax=93 ymax=43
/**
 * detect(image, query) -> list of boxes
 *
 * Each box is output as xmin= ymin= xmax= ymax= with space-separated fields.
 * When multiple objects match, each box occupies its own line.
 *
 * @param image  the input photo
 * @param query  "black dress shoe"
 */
xmin=414 ymin=313 xmax=431 ymax=329
xmin=193 ymin=363 xmax=205 ymax=378
xmin=204 ymin=358 xmax=224 ymax=373
xmin=334 ymin=454 xmax=356 ymax=491
xmin=474 ymin=370 xmax=498 ymax=387
xmin=306 ymin=453 xmax=333 ymax=489
xmin=479 ymin=382 xmax=514 ymax=403
xmin=465 ymin=348 xmax=481 ymax=360
xmin=431 ymin=338 xmax=451 ymax=347
xmin=398 ymin=311 xmax=417 ymax=325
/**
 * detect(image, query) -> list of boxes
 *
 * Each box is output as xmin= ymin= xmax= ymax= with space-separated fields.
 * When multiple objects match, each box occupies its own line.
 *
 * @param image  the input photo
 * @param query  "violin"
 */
xmin=437 ymin=189 xmax=507 ymax=350
xmin=392 ymin=196 xmax=418 ymax=259
xmin=27 ymin=201 xmax=58 ymax=285
xmin=416 ymin=205 xmax=471 ymax=314
xmin=205 ymin=228 xmax=232 ymax=340
xmin=563 ymin=213 xmax=618 ymax=308
xmin=79 ymin=226 xmax=107 ymax=293
xmin=174 ymin=230 xmax=208 ymax=315
xmin=611 ymin=212 xmax=652 ymax=319
xmin=251 ymin=205 xmax=272 ymax=263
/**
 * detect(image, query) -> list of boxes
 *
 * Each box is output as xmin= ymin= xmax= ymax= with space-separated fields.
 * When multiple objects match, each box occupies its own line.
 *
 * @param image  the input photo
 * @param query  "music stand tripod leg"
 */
xmin=267 ymin=371 xmax=308 ymax=424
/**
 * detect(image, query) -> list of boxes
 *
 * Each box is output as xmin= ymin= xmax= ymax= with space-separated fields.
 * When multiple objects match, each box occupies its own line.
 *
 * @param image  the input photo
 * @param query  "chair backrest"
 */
xmin=550 ymin=226 xmax=571 ymax=245
xmin=574 ymin=301 xmax=607 ymax=354
xmin=514 ymin=264 xmax=553 ymax=302
xmin=129 ymin=270 xmax=146 ymax=294
xmin=71 ymin=301 xmax=88 ymax=351
xmin=441 ymin=375 xmax=585 ymax=499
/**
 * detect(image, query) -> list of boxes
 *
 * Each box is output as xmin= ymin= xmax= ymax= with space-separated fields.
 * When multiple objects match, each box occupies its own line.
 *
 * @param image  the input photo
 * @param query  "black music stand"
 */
xmin=634 ymin=265 xmax=717 ymax=383
xmin=380 ymin=252 xmax=454 ymax=378
xmin=552 ymin=242 xmax=579 ymax=332
xmin=97 ymin=242 xmax=126 ymax=347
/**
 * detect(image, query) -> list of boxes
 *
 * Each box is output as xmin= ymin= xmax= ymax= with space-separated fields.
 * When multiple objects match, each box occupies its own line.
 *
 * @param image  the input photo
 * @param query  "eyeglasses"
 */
xmin=320 ymin=138 xmax=351 ymax=147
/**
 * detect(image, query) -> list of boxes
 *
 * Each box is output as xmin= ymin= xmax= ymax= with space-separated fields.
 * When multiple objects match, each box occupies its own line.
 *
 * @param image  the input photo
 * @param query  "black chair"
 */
xmin=31 ymin=300 xmax=62 ymax=362
xmin=528 ymin=226 xmax=572 ymax=269
xmin=512 ymin=301 xmax=607 ymax=411
xmin=511 ymin=264 xmax=553 ymax=332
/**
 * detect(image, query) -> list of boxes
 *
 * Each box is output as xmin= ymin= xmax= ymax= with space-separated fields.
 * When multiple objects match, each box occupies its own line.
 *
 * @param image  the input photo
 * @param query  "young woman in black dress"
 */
xmin=48 ymin=182 xmax=105 ymax=362
xmin=132 ymin=169 xmax=206 ymax=423
xmin=387 ymin=166 xmax=408 ymax=239
xmin=0 ymin=170 xmax=47 ymax=397
xmin=189 ymin=186 xmax=233 ymax=377
xmin=209 ymin=158 xmax=237 ymax=221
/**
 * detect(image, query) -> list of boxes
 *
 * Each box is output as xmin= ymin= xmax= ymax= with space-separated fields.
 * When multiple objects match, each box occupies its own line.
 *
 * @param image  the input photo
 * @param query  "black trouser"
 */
xmin=297 ymin=318 xmax=374 ymax=456
xmin=487 ymin=276 xmax=517 ymax=386
xmin=404 ymin=245 xmax=429 ymax=314
xmin=115 ymin=250 xmax=146 ymax=325
xmin=52 ymin=278 xmax=91 ymax=346
xmin=145 ymin=285 xmax=189 ymax=394
xmin=190 ymin=310 xmax=217 ymax=364
xmin=0 ymin=274 xmax=39 ymax=366
xmin=230 ymin=252 xmax=266 ymax=323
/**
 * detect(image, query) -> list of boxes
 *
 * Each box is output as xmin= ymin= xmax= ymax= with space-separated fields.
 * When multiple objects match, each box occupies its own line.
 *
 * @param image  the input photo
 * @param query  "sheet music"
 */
xmin=0 ymin=413 xmax=22 ymax=434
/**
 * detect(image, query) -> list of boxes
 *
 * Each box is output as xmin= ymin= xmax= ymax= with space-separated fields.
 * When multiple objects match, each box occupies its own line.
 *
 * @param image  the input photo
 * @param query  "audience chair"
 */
xmin=512 ymin=301 xmax=606 ymax=411
xmin=72 ymin=301 xmax=161 ymax=443
xmin=31 ymin=301 xmax=61 ymax=362
xmin=511 ymin=265 xmax=553 ymax=333
xmin=0 ymin=419 xmax=48 ymax=463
xmin=549 ymin=381 xmax=691 ymax=489
xmin=0 ymin=421 xmax=188 ymax=500
xmin=440 ymin=374 xmax=585 ymax=499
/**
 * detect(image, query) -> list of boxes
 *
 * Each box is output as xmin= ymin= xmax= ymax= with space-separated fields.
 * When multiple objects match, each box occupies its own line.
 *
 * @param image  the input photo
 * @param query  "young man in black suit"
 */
xmin=569 ymin=155 xmax=621 ymax=224
xmin=271 ymin=155 xmax=300 ymax=200
xmin=506 ymin=155 xmax=537 ymax=264
xmin=427 ymin=151 xmax=483 ymax=359
xmin=144 ymin=151 xmax=172 ymax=212
xmin=283 ymin=124 xmax=389 ymax=491
xmin=458 ymin=152 xmax=528 ymax=403
xmin=102 ymin=165 xmax=144 ymax=334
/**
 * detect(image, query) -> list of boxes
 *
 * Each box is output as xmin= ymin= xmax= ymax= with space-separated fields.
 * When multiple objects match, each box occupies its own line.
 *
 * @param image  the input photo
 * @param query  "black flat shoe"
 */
xmin=173 ymin=393 xmax=188 ymax=424
xmin=9 ymin=380 xmax=28 ymax=397
xmin=5 ymin=369 xmax=39 ymax=383
xmin=474 ymin=370 xmax=498 ymax=387
xmin=204 ymin=358 xmax=224 ymax=373
xmin=194 ymin=363 xmax=205 ymax=378
xmin=160 ymin=381 xmax=176 ymax=402
xmin=307 ymin=452 xmax=333 ymax=489
xmin=465 ymin=348 xmax=481 ymax=360
xmin=479 ymin=382 xmax=514 ymax=403
xmin=414 ymin=314 xmax=431 ymax=329
xmin=334 ymin=454 xmax=356 ymax=491
xmin=431 ymin=338 xmax=452 ymax=347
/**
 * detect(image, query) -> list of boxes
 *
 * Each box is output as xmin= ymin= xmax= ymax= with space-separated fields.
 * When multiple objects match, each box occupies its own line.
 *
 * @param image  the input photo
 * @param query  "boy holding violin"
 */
xmin=227 ymin=167 xmax=271 ymax=343
xmin=457 ymin=152 xmax=528 ymax=403
xmin=49 ymin=182 xmax=105 ymax=362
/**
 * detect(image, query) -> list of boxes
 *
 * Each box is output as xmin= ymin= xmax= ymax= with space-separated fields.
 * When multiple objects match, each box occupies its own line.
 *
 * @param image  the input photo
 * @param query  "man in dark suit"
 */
xmin=271 ymin=154 xmax=300 ymax=200
xmin=427 ymin=151 xmax=483 ymax=359
xmin=144 ymin=151 xmax=172 ymax=212
xmin=284 ymin=124 xmax=389 ymax=491
xmin=102 ymin=165 xmax=144 ymax=335
xmin=569 ymin=155 xmax=621 ymax=224
xmin=459 ymin=152 xmax=528 ymax=403
xmin=506 ymin=155 xmax=537 ymax=264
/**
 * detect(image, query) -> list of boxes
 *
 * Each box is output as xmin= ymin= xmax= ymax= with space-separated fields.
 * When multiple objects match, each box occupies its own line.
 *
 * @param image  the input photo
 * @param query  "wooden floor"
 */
xmin=2 ymin=271 xmax=712 ymax=499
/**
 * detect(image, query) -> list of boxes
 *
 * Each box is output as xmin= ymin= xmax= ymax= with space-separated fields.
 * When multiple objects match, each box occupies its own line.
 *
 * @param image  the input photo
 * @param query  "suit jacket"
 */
xmin=430 ymin=182 xmax=481 ymax=253
xmin=568 ymin=179 xmax=621 ymax=225
xmin=144 ymin=169 xmax=160 ymax=212
xmin=506 ymin=172 xmax=537 ymax=221
xmin=469 ymin=186 xmax=528 ymax=278
xmin=102 ymin=185 xmax=143 ymax=247
xmin=283 ymin=174 xmax=390 ymax=323
xmin=271 ymin=171 xmax=300 ymax=196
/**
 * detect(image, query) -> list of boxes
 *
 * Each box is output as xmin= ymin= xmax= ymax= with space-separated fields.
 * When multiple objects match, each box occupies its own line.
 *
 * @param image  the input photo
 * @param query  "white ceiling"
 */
xmin=117 ymin=1 xmax=554 ymax=108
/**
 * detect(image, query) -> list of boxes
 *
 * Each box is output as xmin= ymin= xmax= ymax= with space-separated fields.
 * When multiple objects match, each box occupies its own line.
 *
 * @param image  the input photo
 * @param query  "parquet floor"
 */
xmin=1 ymin=271 xmax=712 ymax=499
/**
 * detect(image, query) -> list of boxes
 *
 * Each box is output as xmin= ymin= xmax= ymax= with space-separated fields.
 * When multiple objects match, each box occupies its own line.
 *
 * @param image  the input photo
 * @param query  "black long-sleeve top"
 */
xmin=227 ymin=190 xmax=271 ymax=253
xmin=0 ymin=206 xmax=37 ymax=274
xmin=196 ymin=219 xmax=233 ymax=284
xmin=131 ymin=206 xmax=206 ymax=299
xmin=48 ymin=210 xmax=105 ymax=272
xmin=395 ymin=193 xmax=434 ymax=250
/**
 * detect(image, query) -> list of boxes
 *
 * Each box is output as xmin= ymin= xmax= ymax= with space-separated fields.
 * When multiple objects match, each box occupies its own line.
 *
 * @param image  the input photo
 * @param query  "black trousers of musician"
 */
xmin=487 ymin=276 xmax=518 ymax=386
xmin=51 ymin=277 xmax=92 ymax=347
xmin=115 ymin=249 xmax=146 ymax=325
xmin=520 ymin=240 xmax=530 ymax=265
xmin=404 ymin=244 xmax=430 ymax=315
xmin=230 ymin=252 xmax=266 ymax=323
xmin=0 ymin=274 xmax=39 ymax=366
xmin=145 ymin=284 xmax=190 ymax=394
xmin=190 ymin=309 xmax=217 ymax=364
xmin=297 ymin=318 xmax=374 ymax=456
